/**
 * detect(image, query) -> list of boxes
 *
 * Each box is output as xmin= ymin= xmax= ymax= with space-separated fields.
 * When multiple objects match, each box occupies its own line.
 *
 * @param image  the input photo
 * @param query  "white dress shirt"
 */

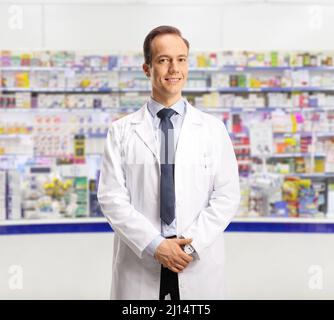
xmin=144 ymin=96 xmax=186 ymax=256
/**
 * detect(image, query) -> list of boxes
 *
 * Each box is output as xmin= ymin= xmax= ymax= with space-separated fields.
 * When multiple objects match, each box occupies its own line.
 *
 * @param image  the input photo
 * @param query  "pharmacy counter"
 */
xmin=1 ymin=216 xmax=334 ymax=235
xmin=1 ymin=216 xmax=334 ymax=300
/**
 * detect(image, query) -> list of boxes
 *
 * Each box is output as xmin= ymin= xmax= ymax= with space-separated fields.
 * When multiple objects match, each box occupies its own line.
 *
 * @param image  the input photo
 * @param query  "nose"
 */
xmin=168 ymin=59 xmax=180 ymax=74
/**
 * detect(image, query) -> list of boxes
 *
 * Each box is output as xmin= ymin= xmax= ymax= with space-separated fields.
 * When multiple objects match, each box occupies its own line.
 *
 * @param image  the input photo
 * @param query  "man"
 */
xmin=97 ymin=25 xmax=240 ymax=300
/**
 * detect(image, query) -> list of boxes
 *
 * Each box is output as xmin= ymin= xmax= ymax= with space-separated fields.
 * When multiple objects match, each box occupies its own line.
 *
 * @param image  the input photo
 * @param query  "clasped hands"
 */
xmin=154 ymin=238 xmax=194 ymax=273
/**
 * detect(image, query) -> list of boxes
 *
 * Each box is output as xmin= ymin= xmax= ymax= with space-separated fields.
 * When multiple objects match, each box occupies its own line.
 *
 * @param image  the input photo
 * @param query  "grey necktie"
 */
xmin=157 ymin=108 xmax=177 ymax=225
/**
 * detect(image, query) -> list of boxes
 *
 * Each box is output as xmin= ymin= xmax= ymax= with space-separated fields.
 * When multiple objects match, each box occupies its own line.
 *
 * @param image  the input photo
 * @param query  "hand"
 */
xmin=154 ymin=238 xmax=194 ymax=273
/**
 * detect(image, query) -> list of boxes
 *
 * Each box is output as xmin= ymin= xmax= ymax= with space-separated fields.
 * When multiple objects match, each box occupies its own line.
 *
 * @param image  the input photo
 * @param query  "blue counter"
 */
xmin=1 ymin=217 xmax=334 ymax=235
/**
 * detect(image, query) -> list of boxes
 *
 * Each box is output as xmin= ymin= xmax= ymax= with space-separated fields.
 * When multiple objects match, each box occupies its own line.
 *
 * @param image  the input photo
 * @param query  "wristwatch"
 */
xmin=183 ymin=244 xmax=195 ymax=255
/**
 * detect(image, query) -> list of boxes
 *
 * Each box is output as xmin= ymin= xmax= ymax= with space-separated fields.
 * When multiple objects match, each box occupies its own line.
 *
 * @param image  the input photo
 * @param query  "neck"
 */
xmin=151 ymin=93 xmax=182 ymax=108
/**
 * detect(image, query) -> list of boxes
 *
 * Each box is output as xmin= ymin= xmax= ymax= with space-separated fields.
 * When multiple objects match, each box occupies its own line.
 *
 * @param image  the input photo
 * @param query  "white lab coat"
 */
xmin=97 ymin=100 xmax=240 ymax=300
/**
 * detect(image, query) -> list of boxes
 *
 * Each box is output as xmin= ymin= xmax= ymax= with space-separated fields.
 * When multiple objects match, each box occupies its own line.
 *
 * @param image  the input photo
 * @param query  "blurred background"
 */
xmin=0 ymin=0 xmax=333 ymax=299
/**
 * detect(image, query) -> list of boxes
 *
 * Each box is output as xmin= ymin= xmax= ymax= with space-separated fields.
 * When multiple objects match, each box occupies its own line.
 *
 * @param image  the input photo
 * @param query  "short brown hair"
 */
xmin=143 ymin=25 xmax=190 ymax=66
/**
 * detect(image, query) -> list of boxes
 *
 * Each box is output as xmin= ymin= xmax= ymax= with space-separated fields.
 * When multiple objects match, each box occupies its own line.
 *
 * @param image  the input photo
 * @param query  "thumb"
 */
xmin=176 ymin=238 xmax=193 ymax=245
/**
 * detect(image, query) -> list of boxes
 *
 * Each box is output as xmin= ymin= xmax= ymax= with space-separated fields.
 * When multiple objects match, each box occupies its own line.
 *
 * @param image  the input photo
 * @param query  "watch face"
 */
xmin=184 ymin=244 xmax=194 ymax=255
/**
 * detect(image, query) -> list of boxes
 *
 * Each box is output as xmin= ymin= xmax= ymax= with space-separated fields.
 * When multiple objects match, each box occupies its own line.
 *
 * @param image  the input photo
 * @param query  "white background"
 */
xmin=0 ymin=0 xmax=334 ymax=51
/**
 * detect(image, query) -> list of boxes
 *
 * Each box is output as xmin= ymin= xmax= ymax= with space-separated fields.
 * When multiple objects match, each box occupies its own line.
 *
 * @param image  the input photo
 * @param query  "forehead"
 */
xmin=151 ymin=34 xmax=188 ymax=58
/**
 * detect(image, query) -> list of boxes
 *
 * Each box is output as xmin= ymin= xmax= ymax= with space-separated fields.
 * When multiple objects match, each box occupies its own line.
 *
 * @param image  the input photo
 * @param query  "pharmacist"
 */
xmin=97 ymin=25 xmax=240 ymax=300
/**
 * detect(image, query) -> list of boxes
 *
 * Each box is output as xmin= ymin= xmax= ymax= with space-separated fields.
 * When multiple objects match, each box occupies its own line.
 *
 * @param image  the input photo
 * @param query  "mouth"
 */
xmin=165 ymin=77 xmax=182 ymax=83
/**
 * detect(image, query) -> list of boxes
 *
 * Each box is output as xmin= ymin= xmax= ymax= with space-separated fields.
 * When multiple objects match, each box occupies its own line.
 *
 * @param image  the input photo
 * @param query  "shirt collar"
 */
xmin=147 ymin=96 xmax=186 ymax=119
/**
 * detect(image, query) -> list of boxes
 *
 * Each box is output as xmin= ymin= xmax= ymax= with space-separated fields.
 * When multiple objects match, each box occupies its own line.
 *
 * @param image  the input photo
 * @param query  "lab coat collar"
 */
xmin=131 ymin=99 xmax=203 ymax=163
xmin=131 ymin=99 xmax=203 ymax=125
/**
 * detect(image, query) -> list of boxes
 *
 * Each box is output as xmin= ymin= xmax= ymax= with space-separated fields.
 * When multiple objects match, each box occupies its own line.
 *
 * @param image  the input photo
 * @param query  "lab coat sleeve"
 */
xmin=97 ymin=123 xmax=161 ymax=259
xmin=181 ymin=121 xmax=240 ymax=259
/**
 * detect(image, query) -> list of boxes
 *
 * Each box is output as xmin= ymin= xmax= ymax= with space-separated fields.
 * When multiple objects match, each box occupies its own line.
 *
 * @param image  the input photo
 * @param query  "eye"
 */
xmin=179 ymin=58 xmax=187 ymax=62
xmin=159 ymin=58 xmax=169 ymax=63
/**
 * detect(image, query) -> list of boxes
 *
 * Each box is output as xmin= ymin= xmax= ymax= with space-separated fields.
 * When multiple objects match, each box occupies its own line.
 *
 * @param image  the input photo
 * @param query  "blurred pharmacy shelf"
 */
xmin=2 ymin=50 xmax=334 ymax=223
xmin=1 ymin=106 xmax=334 ymax=113
xmin=3 ymin=65 xmax=334 ymax=72
xmin=3 ymin=87 xmax=334 ymax=93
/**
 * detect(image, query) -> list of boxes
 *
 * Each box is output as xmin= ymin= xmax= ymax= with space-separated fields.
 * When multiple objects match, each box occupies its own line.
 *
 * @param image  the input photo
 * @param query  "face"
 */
xmin=143 ymin=33 xmax=189 ymax=104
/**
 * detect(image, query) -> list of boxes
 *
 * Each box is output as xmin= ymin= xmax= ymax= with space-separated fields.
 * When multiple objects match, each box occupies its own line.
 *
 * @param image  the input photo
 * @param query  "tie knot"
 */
xmin=157 ymin=108 xmax=177 ymax=120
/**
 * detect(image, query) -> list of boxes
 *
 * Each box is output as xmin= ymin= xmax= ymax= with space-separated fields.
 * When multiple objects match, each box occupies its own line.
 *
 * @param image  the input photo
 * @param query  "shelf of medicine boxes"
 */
xmin=1 ymin=68 xmax=334 ymax=181
xmin=3 ymin=64 xmax=334 ymax=93
xmin=3 ymin=87 xmax=334 ymax=93
xmin=1 ymin=106 xmax=333 ymax=170
xmin=2 ymin=216 xmax=334 ymax=235
xmin=2 ymin=65 xmax=334 ymax=72
xmin=2 ymin=106 xmax=334 ymax=114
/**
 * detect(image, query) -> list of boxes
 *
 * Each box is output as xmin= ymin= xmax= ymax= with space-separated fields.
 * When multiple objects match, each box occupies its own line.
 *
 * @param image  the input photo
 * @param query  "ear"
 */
xmin=142 ymin=63 xmax=150 ymax=77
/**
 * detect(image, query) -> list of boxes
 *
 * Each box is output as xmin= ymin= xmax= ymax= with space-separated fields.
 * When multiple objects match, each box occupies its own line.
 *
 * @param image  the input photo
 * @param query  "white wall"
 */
xmin=1 ymin=1 xmax=334 ymax=51
xmin=0 ymin=232 xmax=333 ymax=299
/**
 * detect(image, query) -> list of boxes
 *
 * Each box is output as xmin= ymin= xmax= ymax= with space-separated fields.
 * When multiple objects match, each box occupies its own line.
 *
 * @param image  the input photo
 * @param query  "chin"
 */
xmin=166 ymin=89 xmax=182 ymax=95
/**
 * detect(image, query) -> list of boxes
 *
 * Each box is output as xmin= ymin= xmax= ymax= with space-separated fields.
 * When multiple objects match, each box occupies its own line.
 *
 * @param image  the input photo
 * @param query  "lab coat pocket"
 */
xmin=194 ymin=153 xmax=214 ymax=191
xmin=203 ymin=153 xmax=214 ymax=170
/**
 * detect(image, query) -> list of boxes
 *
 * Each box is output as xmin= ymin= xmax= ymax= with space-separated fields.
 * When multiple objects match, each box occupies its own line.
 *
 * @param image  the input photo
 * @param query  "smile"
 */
xmin=165 ymin=78 xmax=182 ymax=83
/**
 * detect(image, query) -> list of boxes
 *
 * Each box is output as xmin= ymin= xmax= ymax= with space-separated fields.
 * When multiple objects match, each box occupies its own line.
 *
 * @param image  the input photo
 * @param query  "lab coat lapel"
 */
xmin=131 ymin=101 xmax=203 ymax=166
xmin=131 ymin=103 xmax=160 ymax=164
xmin=175 ymin=101 xmax=203 ymax=161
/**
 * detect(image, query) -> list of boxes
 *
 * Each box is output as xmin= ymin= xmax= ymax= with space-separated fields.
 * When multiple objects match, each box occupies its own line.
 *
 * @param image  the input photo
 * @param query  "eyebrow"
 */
xmin=156 ymin=54 xmax=188 ymax=59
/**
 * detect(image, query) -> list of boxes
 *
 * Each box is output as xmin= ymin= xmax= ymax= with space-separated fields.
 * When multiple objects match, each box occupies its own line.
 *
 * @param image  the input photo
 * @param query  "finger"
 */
xmin=177 ymin=249 xmax=194 ymax=262
xmin=169 ymin=265 xmax=182 ymax=273
xmin=174 ymin=258 xmax=188 ymax=268
xmin=165 ymin=259 xmax=184 ymax=269
xmin=177 ymin=248 xmax=194 ymax=260
xmin=174 ymin=264 xmax=185 ymax=271
xmin=175 ymin=238 xmax=193 ymax=246
xmin=180 ymin=254 xmax=193 ymax=264
xmin=172 ymin=238 xmax=192 ymax=246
